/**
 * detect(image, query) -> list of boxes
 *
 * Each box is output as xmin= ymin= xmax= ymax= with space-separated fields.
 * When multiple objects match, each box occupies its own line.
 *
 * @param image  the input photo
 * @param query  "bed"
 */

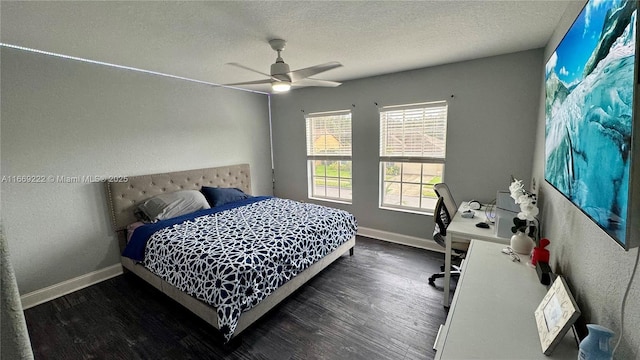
xmin=105 ymin=164 xmax=357 ymax=341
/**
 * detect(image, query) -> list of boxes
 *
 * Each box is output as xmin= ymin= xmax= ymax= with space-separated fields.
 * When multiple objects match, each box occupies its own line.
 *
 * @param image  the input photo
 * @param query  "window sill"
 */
xmin=379 ymin=205 xmax=434 ymax=217
xmin=308 ymin=196 xmax=352 ymax=205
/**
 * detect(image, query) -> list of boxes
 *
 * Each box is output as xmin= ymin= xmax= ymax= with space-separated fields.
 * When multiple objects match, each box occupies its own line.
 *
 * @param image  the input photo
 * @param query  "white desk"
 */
xmin=435 ymin=240 xmax=578 ymax=359
xmin=443 ymin=203 xmax=510 ymax=306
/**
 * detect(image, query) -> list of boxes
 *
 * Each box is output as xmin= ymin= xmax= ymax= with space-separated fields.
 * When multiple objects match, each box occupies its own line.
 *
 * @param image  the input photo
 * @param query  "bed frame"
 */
xmin=105 ymin=163 xmax=355 ymax=339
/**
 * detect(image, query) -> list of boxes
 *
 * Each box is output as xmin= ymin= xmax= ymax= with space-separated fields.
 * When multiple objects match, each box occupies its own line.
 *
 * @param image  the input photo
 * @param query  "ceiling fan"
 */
xmin=225 ymin=39 xmax=343 ymax=93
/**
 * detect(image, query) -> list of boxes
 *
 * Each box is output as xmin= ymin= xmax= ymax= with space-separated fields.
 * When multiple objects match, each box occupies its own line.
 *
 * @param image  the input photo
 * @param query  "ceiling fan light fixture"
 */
xmin=272 ymin=81 xmax=291 ymax=92
xmin=226 ymin=38 xmax=342 ymax=91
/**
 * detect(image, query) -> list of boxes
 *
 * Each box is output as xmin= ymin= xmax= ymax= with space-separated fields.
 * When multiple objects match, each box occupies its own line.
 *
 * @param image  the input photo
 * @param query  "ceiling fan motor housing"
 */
xmin=271 ymin=62 xmax=291 ymax=81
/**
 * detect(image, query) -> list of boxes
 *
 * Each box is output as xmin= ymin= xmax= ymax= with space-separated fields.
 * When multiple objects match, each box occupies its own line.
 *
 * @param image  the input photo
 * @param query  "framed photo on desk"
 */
xmin=534 ymin=276 xmax=581 ymax=355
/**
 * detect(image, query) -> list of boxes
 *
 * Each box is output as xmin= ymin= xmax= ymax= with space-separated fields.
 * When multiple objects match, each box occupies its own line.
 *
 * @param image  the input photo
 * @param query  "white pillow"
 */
xmin=136 ymin=190 xmax=210 ymax=222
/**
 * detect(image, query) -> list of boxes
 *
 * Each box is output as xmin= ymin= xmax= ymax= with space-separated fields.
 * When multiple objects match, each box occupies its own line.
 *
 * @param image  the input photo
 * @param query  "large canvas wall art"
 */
xmin=544 ymin=0 xmax=638 ymax=249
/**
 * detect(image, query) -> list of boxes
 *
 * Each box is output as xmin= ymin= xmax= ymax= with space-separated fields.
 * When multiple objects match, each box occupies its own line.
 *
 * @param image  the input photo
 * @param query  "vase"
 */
xmin=510 ymin=231 xmax=534 ymax=255
xmin=578 ymin=324 xmax=614 ymax=360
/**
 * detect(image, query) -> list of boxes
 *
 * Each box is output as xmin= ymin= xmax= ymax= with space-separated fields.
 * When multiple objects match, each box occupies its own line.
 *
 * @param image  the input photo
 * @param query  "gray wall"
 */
xmin=271 ymin=50 xmax=542 ymax=241
xmin=532 ymin=2 xmax=640 ymax=358
xmin=0 ymin=47 xmax=273 ymax=294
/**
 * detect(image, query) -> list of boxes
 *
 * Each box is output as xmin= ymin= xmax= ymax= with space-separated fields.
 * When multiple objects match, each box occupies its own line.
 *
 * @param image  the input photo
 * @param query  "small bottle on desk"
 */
xmin=578 ymin=324 xmax=614 ymax=360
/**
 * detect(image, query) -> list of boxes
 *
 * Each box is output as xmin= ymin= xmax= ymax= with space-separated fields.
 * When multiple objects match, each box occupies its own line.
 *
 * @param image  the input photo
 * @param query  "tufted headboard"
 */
xmin=105 ymin=164 xmax=251 ymax=231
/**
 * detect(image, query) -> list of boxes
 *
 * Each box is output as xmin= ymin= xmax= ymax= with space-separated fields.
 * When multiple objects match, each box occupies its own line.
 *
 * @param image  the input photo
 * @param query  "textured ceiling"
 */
xmin=1 ymin=1 xmax=572 ymax=93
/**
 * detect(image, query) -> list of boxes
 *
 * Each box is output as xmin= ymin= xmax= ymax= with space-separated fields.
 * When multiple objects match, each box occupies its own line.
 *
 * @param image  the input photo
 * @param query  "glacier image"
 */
xmin=544 ymin=0 xmax=637 ymax=244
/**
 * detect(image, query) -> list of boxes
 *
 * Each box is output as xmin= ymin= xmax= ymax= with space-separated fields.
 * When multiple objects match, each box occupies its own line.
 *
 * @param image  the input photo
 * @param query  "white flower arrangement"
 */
xmin=509 ymin=177 xmax=539 ymax=238
xmin=509 ymin=178 xmax=539 ymax=221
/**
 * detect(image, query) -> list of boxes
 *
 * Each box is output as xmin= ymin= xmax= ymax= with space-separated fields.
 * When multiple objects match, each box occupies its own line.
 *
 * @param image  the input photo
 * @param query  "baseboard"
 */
xmin=357 ymin=226 xmax=443 ymax=253
xmin=20 ymin=263 xmax=123 ymax=310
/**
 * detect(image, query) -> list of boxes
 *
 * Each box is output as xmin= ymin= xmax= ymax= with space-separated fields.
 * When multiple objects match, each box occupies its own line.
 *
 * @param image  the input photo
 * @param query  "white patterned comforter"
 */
xmin=142 ymin=197 xmax=357 ymax=341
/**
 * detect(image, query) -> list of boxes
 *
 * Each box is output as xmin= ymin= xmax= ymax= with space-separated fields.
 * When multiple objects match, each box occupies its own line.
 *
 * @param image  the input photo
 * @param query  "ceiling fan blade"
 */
xmin=294 ymin=78 xmax=342 ymax=87
xmin=226 ymin=62 xmax=274 ymax=79
xmin=224 ymin=79 xmax=272 ymax=86
xmin=288 ymin=61 xmax=342 ymax=82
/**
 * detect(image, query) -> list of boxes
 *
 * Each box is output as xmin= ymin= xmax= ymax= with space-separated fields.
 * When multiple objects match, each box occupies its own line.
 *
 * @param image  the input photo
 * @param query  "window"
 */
xmin=305 ymin=110 xmax=352 ymax=203
xmin=379 ymin=101 xmax=448 ymax=213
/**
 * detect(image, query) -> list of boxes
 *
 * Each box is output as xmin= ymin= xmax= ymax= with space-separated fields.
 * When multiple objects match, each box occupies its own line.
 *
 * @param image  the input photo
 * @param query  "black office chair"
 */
xmin=434 ymin=183 xmax=457 ymax=217
xmin=428 ymin=194 xmax=468 ymax=286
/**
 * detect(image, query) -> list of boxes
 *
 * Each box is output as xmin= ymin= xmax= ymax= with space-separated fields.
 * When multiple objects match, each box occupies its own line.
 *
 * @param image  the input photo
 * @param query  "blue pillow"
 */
xmin=201 ymin=187 xmax=251 ymax=207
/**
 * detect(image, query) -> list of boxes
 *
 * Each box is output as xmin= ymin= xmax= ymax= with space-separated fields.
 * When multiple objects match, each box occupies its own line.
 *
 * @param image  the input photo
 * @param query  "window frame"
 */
xmin=378 ymin=101 xmax=448 ymax=214
xmin=305 ymin=110 xmax=353 ymax=204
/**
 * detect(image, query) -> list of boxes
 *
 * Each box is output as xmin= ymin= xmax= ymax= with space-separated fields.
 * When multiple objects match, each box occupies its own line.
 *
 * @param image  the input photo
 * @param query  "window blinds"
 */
xmin=379 ymin=101 xmax=447 ymax=160
xmin=306 ymin=110 xmax=352 ymax=157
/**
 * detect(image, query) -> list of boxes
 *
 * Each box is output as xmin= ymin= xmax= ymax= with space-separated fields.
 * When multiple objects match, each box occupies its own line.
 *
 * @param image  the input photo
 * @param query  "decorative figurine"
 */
xmin=531 ymin=238 xmax=550 ymax=266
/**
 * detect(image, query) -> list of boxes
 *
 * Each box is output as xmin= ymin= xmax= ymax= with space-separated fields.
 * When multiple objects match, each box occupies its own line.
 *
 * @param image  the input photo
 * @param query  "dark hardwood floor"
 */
xmin=24 ymin=236 xmax=450 ymax=360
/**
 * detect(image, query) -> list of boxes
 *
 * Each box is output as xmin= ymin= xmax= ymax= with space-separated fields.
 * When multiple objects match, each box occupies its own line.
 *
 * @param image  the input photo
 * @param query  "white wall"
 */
xmin=532 ymin=1 xmax=640 ymax=358
xmin=0 ymin=47 xmax=273 ymax=294
xmin=271 ymin=50 xmax=542 ymax=242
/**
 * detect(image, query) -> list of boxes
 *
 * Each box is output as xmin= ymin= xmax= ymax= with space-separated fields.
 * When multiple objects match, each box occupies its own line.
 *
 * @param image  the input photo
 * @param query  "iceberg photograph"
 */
xmin=544 ymin=0 xmax=637 ymax=245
